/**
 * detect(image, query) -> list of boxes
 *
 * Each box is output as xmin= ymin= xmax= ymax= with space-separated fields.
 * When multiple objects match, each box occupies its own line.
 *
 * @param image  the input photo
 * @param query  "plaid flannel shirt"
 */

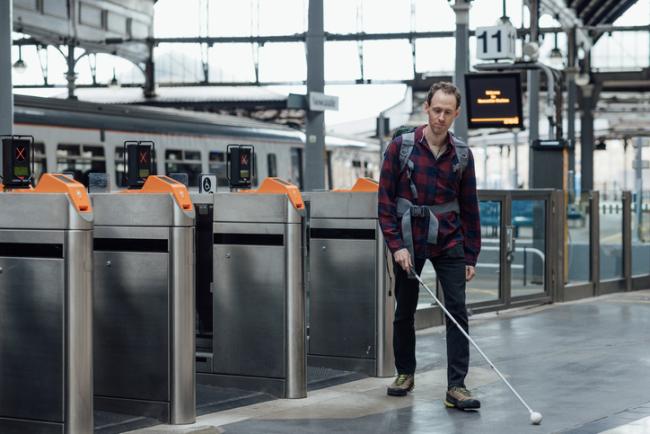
xmin=378 ymin=125 xmax=481 ymax=266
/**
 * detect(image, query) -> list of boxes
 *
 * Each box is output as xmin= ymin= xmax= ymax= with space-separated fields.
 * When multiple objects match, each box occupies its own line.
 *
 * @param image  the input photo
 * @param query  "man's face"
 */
xmin=424 ymin=90 xmax=461 ymax=136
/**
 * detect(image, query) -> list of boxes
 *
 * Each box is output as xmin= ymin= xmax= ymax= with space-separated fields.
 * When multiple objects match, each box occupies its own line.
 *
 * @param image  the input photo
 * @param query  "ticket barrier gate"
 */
xmin=304 ymin=178 xmax=395 ymax=377
xmin=91 ymin=175 xmax=196 ymax=424
xmin=194 ymin=178 xmax=307 ymax=398
xmin=0 ymin=174 xmax=94 ymax=434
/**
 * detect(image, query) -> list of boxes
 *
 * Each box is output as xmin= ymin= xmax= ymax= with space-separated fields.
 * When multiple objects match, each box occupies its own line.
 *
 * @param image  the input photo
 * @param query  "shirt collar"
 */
xmin=416 ymin=124 xmax=455 ymax=150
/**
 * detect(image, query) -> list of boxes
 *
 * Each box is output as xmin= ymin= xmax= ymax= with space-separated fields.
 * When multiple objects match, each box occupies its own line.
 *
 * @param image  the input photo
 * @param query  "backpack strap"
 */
xmin=398 ymin=132 xmax=418 ymax=200
xmin=451 ymin=133 xmax=469 ymax=178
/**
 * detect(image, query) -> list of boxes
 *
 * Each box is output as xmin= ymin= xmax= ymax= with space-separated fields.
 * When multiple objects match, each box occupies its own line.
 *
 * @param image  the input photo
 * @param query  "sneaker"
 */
xmin=387 ymin=374 xmax=415 ymax=396
xmin=444 ymin=386 xmax=481 ymax=410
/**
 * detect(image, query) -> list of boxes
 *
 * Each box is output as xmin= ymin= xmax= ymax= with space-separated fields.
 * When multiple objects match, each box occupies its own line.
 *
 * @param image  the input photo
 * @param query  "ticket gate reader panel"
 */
xmin=309 ymin=221 xmax=378 ymax=360
xmin=94 ymin=246 xmax=170 ymax=402
xmin=213 ymin=223 xmax=287 ymax=379
xmin=0 ymin=253 xmax=65 ymax=423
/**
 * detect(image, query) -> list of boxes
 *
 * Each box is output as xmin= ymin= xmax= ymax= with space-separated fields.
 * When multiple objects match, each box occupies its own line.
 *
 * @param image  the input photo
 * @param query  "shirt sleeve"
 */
xmin=459 ymin=148 xmax=481 ymax=266
xmin=378 ymin=137 xmax=405 ymax=254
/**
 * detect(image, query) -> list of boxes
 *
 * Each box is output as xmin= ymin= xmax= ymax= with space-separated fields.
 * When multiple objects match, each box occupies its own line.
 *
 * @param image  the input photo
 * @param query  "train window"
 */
xmin=33 ymin=142 xmax=47 ymax=184
xmin=165 ymin=149 xmax=202 ymax=187
xmin=209 ymin=151 xmax=228 ymax=187
xmin=185 ymin=150 xmax=201 ymax=161
xmin=352 ymin=160 xmax=362 ymax=168
xmin=267 ymin=153 xmax=277 ymax=178
xmin=57 ymin=144 xmax=106 ymax=186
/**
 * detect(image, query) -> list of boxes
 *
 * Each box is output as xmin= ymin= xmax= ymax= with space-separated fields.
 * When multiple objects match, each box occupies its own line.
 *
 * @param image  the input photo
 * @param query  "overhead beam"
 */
xmin=590 ymin=0 xmax=638 ymax=26
xmin=12 ymin=23 xmax=650 ymax=49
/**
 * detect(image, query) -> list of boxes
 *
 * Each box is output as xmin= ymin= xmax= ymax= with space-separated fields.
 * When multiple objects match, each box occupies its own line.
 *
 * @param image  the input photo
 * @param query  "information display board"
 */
xmin=465 ymin=73 xmax=523 ymax=129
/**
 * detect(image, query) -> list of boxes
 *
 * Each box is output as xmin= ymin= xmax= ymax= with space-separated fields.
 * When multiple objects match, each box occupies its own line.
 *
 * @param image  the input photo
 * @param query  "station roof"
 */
xmin=565 ymin=0 xmax=638 ymax=26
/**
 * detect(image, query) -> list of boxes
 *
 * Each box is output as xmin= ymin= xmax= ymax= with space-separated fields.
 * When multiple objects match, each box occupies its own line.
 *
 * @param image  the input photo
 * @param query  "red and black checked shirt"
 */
xmin=378 ymin=125 xmax=481 ymax=266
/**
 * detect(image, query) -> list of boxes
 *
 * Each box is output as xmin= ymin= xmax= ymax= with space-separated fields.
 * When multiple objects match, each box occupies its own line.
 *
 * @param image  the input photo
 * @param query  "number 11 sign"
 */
xmin=476 ymin=24 xmax=517 ymax=61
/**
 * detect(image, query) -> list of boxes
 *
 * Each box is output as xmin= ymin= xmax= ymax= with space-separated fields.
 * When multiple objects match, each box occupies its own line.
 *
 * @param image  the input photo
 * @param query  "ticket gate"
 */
xmin=0 ymin=174 xmax=94 ymax=434
xmin=194 ymin=178 xmax=307 ymax=399
xmin=91 ymin=175 xmax=196 ymax=424
xmin=305 ymin=178 xmax=395 ymax=377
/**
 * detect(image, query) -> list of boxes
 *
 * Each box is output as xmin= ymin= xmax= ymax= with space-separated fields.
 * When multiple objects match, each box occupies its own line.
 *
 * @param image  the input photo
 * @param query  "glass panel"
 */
xmin=165 ymin=148 xmax=201 ymax=187
xmin=32 ymin=142 xmax=47 ymax=184
xmin=469 ymin=200 xmax=501 ymax=304
xmin=56 ymin=144 xmax=105 ymax=186
xmin=209 ymin=151 xmax=228 ymax=187
xmin=631 ymin=191 xmax=650 ymax=276
xmin=290 ymin=148 xmax=303 ymax=189
xmin=511 ymin=199 xmax=546 ymax=297
xmin=567 ymin=193 xmax=591 ymax=283
xmin=115 ymin=147 xmax=126 ymax=187
xmin=165 ymin=162 xmax=201 ymax=187
xmin=267 ymin=153 xmax=278 ymax=178
xmin=599 ymin=195 xmax=624 ymax=279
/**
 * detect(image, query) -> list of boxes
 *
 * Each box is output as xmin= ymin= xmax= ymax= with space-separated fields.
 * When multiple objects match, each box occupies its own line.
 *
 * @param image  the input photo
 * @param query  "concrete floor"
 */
xmin=132 ymin=290 xmax=650 ymax=434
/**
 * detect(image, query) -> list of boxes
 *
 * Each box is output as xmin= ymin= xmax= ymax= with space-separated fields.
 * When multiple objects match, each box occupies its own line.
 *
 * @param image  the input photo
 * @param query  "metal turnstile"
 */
xmin=305 ymin=178 xmax=395 ymax=377
xmin=194 ymin=178 xmax=307 ymax=399
xmin=91 ymin=175 xmax=196 ymax=424
xmin=0 ymin=174 xmax=94 ymax=434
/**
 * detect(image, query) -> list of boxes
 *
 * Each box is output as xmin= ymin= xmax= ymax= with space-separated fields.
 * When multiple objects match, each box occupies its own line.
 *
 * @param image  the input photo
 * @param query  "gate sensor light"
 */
xmin=2 ymin=135 xmax=34 ymax=189
xmin=124 ymin=140 xmax=155 ymax=189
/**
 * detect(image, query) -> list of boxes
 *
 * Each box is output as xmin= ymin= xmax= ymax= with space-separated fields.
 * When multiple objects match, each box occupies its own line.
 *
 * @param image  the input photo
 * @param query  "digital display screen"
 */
xmin=465 ymin=73 xmax=523 ymax=129
xmin=139 ymin=168 xmax=150 ymax=178
xmin=240 ymin=170 xmax=250 ymax=179
xmin=14 ymin=166 xmax=29 ymax=177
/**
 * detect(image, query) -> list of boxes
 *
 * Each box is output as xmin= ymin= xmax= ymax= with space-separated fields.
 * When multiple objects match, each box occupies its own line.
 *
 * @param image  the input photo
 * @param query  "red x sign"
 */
xmin=15 ymin=146 xmax=26 ymax=161
xmin=240 ymin=154 xmax=249 ymax=165
xmin=139 ymin=151 xmax=149 ymax=164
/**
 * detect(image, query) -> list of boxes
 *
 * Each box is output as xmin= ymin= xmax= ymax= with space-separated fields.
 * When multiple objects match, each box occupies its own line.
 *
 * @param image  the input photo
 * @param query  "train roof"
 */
xmin=13 ymin=94 xmax=304 ymax=143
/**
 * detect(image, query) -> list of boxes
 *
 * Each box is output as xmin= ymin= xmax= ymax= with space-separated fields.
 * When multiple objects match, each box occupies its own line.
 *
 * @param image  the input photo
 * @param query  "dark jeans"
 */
xmin=393 ymin=244 xmax=469 ymax=388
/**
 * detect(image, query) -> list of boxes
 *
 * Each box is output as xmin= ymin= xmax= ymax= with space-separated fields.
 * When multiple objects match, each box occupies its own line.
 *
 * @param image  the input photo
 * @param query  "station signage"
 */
xmin=309 ymin=92 xmax=339 ymax=111
xmin=475 ymin=23 xmax=517 ymax=61
xmin=464 ymin=73 xmax=523 ymax=129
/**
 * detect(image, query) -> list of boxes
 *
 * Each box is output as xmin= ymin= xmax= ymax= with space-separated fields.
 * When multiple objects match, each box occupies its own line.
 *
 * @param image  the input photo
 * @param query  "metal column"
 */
xmin=567 ymin=27 xmax=578 ymax=178
xmin=452 ymin=0 xmax=471 ymax=141
xmin=0 ymin=0 xmax=12 ymax=147
xmin=305 ymin=0 xmax=326 ymax=191
xmin=527 ymin=0 xmax=540 ymax=188
xmin=580 ymin=85 xmax=595 ymax=192
xmin=634 ymin=138 xmax=643 ymax=240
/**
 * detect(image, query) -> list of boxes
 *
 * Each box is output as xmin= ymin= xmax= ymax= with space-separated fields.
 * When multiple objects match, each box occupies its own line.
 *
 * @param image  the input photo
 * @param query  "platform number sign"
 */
xmin=476 ymin=24 xmax=516 ymax=61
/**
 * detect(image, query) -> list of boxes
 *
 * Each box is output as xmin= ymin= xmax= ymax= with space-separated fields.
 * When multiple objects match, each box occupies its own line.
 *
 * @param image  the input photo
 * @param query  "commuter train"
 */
xmin=12 ymin=94 xmax=381 ymax=191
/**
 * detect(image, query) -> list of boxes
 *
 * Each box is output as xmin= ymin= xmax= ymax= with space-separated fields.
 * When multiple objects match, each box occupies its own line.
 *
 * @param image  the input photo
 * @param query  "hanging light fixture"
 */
xmin=548 ymin=32 xmax=564 ymax=68
xmin=108 ymin=67 xmax=119 ymax=89
xmin=13 ymin=44 xmax=27 ymax=74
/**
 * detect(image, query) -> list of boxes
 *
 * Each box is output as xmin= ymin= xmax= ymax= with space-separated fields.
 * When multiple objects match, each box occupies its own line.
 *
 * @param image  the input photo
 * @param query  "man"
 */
xmin=378 ymin=81 xmax=481 ymax=410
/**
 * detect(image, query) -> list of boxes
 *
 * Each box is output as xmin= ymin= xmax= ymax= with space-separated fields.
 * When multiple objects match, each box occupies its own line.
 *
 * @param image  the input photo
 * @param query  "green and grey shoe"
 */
xmin=444 ymin=386 xmax=481 ymax=410
xmin=387 ymin=374 xmax=415 ymax=396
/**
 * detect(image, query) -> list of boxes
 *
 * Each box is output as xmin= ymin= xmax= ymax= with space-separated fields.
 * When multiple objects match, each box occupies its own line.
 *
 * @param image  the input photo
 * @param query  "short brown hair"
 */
xmin=426 ymin=81 xmax=461 ymax=108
